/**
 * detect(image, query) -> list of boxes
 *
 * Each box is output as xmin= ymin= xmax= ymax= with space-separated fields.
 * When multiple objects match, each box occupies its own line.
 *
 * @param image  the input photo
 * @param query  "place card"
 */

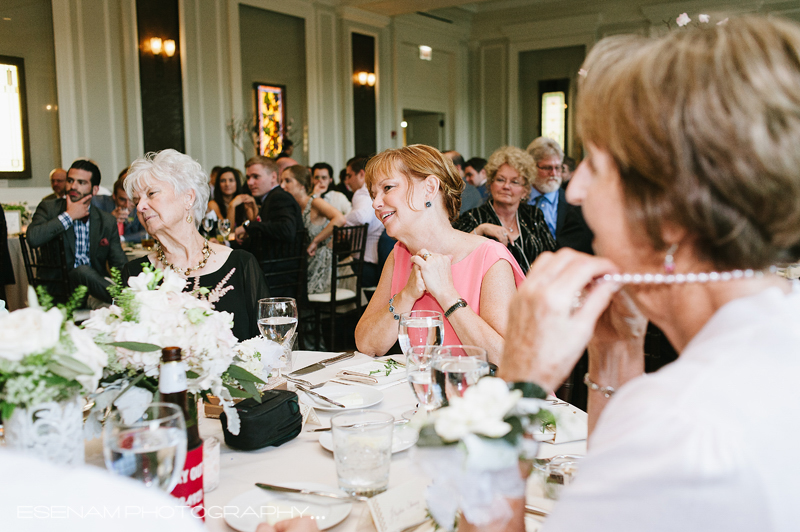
xmin=368 ymin=478 xmax=430 ymax=532
xmin=5 ymin=210 xmax=21 ymax=235
xmin=299 ymin=403 xmax=320 ymax=428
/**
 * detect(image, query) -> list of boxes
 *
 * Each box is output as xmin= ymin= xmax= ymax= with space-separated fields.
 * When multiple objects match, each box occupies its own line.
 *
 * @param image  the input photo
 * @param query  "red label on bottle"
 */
xmin=171 ymin=444 xmax=205 ymax=520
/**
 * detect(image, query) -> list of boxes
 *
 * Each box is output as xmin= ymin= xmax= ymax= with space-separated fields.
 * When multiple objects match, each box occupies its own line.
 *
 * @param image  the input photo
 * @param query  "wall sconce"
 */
xmin=149 ymin=37 xmax=176 ymax=57
xmin=354 ymin=71 xmax=376 ymax=87
xmin=419 ymin=45 xmax=432 ymax=61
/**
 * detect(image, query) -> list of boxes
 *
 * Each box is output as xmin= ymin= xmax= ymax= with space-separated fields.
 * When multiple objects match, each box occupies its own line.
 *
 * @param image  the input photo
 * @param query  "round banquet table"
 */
xmin=86 ymin=350 xmax=587 ymax=532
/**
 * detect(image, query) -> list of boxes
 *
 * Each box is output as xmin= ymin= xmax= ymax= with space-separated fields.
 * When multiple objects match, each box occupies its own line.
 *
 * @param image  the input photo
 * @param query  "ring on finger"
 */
xmin=421 ymin=252 xmax=432 ymax=261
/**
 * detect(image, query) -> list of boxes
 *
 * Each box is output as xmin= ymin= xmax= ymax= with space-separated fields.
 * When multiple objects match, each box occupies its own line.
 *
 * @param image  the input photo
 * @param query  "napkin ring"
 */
xmin=583 ymin=373 xmax=616 ymax=398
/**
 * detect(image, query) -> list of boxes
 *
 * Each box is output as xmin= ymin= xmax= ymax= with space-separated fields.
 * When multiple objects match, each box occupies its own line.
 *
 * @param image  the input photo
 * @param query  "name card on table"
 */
xmin=5 ymin=210 xmax=21 ymax=235
xmin=368 ymin=478 xmax=431 ymax=532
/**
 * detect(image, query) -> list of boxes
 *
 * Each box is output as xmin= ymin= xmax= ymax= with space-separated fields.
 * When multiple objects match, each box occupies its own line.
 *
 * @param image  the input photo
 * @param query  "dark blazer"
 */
xmin=26 ymin=198 xmax=127 ymax=275
xmin=0 ymin=204 xmax=15 ymax=286
xmin=555 ymin=188 xmax=594 ymax=255
xmin=244 ymin=187 xmax=303 ymax=297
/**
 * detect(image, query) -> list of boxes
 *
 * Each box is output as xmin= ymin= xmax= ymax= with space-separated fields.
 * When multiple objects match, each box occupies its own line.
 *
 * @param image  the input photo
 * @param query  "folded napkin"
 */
xmin=335 ymin=359 xmax=406 ymax=388
xmin=533 ymin=401 xmax=588 ymax=444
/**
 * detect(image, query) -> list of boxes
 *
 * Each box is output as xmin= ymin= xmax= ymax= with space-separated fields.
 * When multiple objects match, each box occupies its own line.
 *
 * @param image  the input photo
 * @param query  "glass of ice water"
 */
xmin=103 ymin=402 xmax=187 ymax=492
xmin=331 ymin=410 xmax=394 ymax=496
xmin=405 ymin=345 xmax=439 ymax=417
xmin=258 ymin=297 xmax=298 ymax=371
xmin=398 ymin=311 xmax=443 ymax=356
xmin=431 ymin=345 xmax=490 ymax=407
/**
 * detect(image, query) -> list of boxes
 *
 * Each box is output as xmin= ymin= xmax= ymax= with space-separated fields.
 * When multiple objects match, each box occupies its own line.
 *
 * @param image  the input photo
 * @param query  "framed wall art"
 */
xmin=254 ymin=83 xmax=286 ymax=158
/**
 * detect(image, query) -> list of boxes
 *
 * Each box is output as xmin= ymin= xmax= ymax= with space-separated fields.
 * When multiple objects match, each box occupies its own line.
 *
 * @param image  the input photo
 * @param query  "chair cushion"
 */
xmin=308 ymin=288 xmax=357 ymax=303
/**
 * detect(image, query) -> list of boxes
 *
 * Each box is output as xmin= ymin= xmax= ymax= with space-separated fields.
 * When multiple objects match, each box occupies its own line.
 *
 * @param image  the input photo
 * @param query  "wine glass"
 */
xmin=398 ymin=311 xmax=444 ymax=356
xmin=218 ymin=218 xmax=232 ymax=240
xmin=258 ymin=297 xmax=298 ymax=372
xmin=431 ymin=345 xmax=490 ymax=407
xmin=405 ymin=345 xmax=439 ymax=418
xmin=102 ymin=402 xmax=187 ymax=492
xmin=202 ymin=215 xmax=215 ymax=235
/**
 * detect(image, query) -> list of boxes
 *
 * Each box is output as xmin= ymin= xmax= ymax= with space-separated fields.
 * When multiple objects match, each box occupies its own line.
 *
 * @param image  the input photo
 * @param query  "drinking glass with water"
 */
xmin=102 ymin=402 xmax=187 ymax=492
xmin=258 ymin=297 xmax=298 ymax=371
xmin=331 ymin=410 xmax=394 ymax=496
xmin=431 ymin=345 xmax=490 ymax=407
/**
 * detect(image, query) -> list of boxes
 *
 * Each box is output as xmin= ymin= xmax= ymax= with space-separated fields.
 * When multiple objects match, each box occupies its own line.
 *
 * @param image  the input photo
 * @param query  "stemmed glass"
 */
xmin=431 ymin=345 xmax=490 ymax=407
xmin=202 ymin=215 xmax=215 ymax=236
xmin=258 ymin=297 xmax=298 ymax=372
xmin=405 ymin=345 xmax=440 ymax=418
xmin=218 ymin=219 xmax=231 ymax=241
xmin=398 ymin=310 xmax=444 ymax=355
xmin=102 ymin=403 xmax=187 ymax=492
xmin=398 ymin=311 xmax=444 ymax=418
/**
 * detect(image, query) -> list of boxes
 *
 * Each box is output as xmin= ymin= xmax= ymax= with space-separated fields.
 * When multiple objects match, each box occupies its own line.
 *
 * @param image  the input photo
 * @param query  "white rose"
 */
xmin=65 ymin=322 xmax=108 ymax=392
xmin=698 ymin=14 xmax=710 ymax=23
xmin=676 ymin=12 xmax=691 ymax=26
xmin=0 ymin=300 xmax=8 ymax=317
xmin=0 ymin=307 xmax=63 ymax=361
xmin=159 ymin=269 xmax=187 ymax=293
xmin=128 ymin=270 xmax=156 ymax=291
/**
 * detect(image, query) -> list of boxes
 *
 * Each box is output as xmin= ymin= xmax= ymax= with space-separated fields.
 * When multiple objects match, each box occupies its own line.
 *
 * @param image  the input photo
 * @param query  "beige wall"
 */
xmin=0 ymin=0 xmax=59 ymax=189
xmin=4 ymin=0 xmax=799 ymax=194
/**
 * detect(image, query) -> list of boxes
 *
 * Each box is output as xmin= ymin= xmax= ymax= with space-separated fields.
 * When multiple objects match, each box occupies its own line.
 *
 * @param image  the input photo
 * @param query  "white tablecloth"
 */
xmin=86 ymin=351 xmax=587 ymax=532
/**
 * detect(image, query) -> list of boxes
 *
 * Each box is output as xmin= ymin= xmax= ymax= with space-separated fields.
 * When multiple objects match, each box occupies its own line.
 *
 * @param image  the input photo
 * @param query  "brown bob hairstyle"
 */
xmin=578 ymin=16 xmax=800 ymax=269
xmin=365 ymin=145 xmax=464 ymax=222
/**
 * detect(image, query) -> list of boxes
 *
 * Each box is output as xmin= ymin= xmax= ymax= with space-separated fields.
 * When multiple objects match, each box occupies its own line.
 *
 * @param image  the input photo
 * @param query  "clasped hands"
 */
xmin=403 ymin=248 xmax=458 ymax=304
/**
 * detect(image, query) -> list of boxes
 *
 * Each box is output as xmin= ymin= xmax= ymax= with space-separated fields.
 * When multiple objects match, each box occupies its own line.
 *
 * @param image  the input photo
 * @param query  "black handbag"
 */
xmin=219 ymin=389 xmax=302 ymax=450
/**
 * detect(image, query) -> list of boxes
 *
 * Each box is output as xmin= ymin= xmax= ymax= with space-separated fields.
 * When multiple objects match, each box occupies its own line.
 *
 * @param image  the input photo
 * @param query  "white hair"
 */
xmin=124 ymin=149 xmax=209 ymax=227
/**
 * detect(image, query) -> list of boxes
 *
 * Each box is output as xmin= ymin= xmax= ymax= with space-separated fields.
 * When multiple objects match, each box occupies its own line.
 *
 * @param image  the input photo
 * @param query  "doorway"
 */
xmin=402 ymin=110 xmax=444 ymax=150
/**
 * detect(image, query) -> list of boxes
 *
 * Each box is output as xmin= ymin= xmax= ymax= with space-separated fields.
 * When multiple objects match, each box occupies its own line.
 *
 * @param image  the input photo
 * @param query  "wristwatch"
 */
xmin=242 ymin=219 xmax=251 ymax=230
xmin=444 ymin=298 xmax=468 ymax=318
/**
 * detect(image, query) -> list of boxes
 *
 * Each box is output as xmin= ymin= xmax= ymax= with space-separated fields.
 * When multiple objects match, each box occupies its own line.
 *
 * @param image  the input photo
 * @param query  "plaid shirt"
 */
xmin=58 ymin=211 xmax=91 ymax=268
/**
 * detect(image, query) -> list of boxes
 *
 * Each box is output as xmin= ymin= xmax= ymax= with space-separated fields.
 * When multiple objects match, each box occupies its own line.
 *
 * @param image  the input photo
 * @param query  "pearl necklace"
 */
xmin=600 ymin=266 xmax=777 ymax=286
xmin=571 ymin=266 xmax=777 ymax=312
xmin=155 ymin=239 xmax=213 ymax=276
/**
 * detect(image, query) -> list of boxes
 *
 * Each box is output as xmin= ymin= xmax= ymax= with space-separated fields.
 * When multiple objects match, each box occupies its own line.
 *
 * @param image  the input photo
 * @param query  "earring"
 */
xmin=425 ymin=201 xmax=432 ymax=208
xmin=663 ymin=243 xmax=678 ymax=273
xmin=186 ymin=214 xmax=193 ymax=224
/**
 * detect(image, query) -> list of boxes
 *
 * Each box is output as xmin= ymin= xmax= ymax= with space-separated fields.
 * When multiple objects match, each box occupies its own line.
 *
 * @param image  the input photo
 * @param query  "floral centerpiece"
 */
xmin=0 ymin=286 xmax=108 ymax=464
xmin=411 ymin=377 xmax=556 ymax=531
xmin=82 ymin=265 xmax=282 ymax=437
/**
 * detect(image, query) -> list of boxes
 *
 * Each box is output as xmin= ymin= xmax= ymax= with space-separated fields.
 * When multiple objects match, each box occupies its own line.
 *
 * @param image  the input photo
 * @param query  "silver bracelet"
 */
xmin=583 ymin=373 xmax=616 ymax=398
xmin=388 ymin=294 xmax=400 ymax=320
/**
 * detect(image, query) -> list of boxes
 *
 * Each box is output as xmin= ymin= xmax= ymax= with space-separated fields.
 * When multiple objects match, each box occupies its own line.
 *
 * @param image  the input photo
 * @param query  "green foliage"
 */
xmin=106 ymin=341 xmax=161 ymax=352
xmin=368 ymin=359 xmax=402 ymax=377
xmin=35 ymin=285 xmax=54 ymax=310
xmin=226 ymin=365 xmax=266 ymax=385
xmin=107 ymin=267 xmax=124 ymax=301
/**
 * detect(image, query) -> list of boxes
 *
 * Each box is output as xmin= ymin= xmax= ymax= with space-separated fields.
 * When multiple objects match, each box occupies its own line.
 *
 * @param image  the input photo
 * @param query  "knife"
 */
xmin=289 ymin=352 xmax=355 ymax=376
xmin=255 ymin=483 xmax=363 ymax=501
xmin=295 ymin=384 xmax=346 ymax=408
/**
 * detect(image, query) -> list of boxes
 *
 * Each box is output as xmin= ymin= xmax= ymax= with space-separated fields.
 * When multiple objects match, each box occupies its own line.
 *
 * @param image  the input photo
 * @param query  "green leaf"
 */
xmin=239 ymin=379 xmax=262 ymax=403
xmin=223 ymin=383 xmax=250 ymax=398
xmin=416 ymin=424 xmax=453 ymax=447
xmin=48 ymin=355 xmax=93 ymax=380
xmin=1 ymin=402 xmax=16 ymax=420
xmin=186 ymin=370 xmax=200 ymax=379
xmin=226 ymin=365 xmax=266 ymax=384
xmin=107 ymin=341 xmax=161 ymax=352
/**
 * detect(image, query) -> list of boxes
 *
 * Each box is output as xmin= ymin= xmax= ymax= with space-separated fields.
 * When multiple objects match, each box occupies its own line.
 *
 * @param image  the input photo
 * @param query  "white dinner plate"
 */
xmin=298 ymin=384 xmax=383 ymax=411
xmin=318 ymin=424 xmax=418 ymax=454
xmin=224 ymin=482 xmax=352 ymax=532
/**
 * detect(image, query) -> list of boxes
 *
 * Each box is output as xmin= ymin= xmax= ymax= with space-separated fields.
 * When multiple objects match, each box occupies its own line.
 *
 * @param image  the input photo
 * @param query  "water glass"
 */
xmin=431 ymin=345 xmax=490 ymax=407
xmin=258 ymin=297 xmax=298 ymax=370
xmin=406 ymin=345 xmax=439 ymax=415
xmin=398 ymin=311 xmax=444 ymax=355
xmin=218 ymin=218 xmax=231 ymax=240
xmin=331 ymin=410 xmax=394 ymax=496
xmin=103 ymin=402 xmax=187 ymax=492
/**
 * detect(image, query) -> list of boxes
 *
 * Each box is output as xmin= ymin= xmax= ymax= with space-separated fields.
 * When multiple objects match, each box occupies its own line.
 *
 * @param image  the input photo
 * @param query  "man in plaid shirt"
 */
xmin=27 ymin=159 xmax=127 ymax=304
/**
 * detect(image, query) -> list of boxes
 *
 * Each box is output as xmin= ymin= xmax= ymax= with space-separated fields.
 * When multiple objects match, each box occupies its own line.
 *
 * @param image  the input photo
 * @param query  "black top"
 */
xmin=122 ymin=249 xmax=269 ymax=342
xmin=453 ymin=200 xmax=556 ymax=274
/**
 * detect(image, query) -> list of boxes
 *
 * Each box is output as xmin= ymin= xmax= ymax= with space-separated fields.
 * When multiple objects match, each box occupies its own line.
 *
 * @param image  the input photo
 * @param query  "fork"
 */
xmin=285 ymin=375 xmax=326 ymax=389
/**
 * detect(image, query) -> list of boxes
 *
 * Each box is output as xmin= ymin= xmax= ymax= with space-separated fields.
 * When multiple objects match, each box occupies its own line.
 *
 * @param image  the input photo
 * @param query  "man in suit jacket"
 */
xmin=527 ymin=137 xmax=593 ymax=254
xmin=235 ymin=155 xmax=303 ymax=297
xmin=27 ymin=159 xmax=127 ymax=303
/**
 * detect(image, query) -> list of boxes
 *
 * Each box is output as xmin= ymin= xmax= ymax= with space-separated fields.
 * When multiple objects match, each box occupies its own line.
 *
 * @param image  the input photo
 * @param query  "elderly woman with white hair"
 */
xmin=121 ymin=149 xmax=269 ymax=341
